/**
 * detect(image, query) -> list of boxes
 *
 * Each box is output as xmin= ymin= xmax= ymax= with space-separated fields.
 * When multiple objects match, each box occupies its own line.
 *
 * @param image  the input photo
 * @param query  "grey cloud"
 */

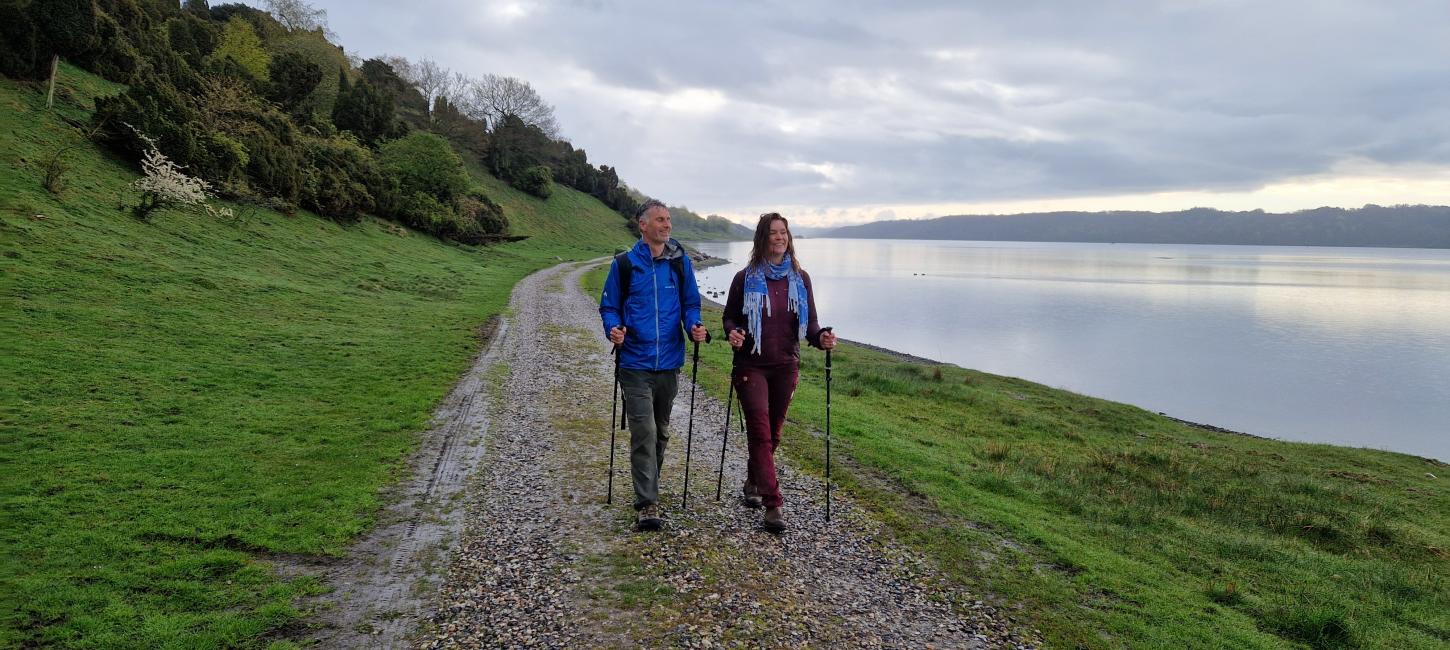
xmin=300 ymin=0 xmax=1450 ymax=218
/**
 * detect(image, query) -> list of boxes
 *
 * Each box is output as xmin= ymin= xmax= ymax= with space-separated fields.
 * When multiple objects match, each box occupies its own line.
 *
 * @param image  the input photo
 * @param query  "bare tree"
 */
xmin=264 ymin=0 xmax=331 ymax=35
xmin=440 ymin=72 xmax=469 ymax=110
xmin=378 ymin=55 xmax=414 ymax=80
xmin=398 ymin=58 xmax=459 ymax=121
xmin=464 ymin=74 xmax=559 ymax=137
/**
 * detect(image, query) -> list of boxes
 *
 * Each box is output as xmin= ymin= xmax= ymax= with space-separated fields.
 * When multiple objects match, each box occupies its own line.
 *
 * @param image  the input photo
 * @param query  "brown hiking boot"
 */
xmin=761 ymin=506 xmax=786 ymax=534
xmin=741 ymin=482 xmax=763 ymax=509
xmin=637 ymin=504 xmax=663 ymax=531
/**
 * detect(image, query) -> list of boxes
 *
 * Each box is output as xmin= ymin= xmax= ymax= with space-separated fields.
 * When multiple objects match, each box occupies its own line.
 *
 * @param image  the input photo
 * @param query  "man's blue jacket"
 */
xmin=599 ymin=238 xmax=703 ymax=371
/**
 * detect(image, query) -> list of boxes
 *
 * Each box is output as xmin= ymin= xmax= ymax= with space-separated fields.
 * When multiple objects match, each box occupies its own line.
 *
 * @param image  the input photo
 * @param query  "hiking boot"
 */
xmin=761 ymin=506 xmax=786 ymax=534
xmin=741 ymin=482 xmax=763 ymax=509
xmin=637 ymin=504 xmax=663 ymax=531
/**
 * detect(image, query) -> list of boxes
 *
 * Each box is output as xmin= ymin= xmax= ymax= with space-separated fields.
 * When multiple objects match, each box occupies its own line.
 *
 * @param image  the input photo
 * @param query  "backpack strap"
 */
xmin=670 ymin=255 xmax=689 ymax=339
xmin=613 ymin=251 xmax=633 ymax=309
xmin=671 ymin=255 xmax=709 ymax=342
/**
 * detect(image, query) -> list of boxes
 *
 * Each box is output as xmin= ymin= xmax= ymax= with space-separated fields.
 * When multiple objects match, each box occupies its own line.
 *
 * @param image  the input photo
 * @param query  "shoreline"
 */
xmin=683 ymin=250 xmax=1445 ymax=464
xmin=690 ymin=306 xmax=1447 ymax=465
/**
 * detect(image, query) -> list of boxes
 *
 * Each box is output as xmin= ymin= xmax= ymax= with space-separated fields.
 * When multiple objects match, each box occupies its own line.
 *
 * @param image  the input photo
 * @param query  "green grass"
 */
xmin=583 ymin=265 xmax=1450 ymax=649
xmin=1 ymin=65 xmax=631 ymax=648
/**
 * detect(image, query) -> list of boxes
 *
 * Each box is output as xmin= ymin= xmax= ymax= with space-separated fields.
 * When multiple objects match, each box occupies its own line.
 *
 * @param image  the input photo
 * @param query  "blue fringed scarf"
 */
xmin=742 ymin=253 xmax=808 ymax=355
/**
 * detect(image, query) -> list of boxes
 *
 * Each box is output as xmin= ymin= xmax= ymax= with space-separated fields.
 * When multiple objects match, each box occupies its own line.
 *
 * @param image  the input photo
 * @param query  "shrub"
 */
xmin=88 ymin=5 xmax=145 ymax=81
xmin=43 ymin=151 xmax=69 ymax=195
xmin=378 ymin=132 xmax=469 ymax=203
xmin=453 ymin=191 xmax=509 ymax=242
xmin=512 ymin=164 xmax=553 ymax=199
xmin=95 ymin=72 xmax=203 ymax=170
xmin=398 ymin=191 xmax=451 ymax=234
xmin=299 ymin=134 xmax=390 ymax=223
xmin=96 ymin=72 xmax=248 ymax=192
xmin=243 ymin=130 xmax=305 ymax=204
xmin=127 ymin=127 xmax=231 ymax=222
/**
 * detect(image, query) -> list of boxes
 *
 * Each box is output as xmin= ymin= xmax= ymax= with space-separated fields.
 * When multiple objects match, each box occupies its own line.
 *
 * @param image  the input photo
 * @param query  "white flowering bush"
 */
xmin=128 ymin=125 xmax=234 ymax=222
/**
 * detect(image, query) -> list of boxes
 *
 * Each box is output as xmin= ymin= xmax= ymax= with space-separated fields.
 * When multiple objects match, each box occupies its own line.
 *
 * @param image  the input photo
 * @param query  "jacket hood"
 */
xmin=635 ymin=238 xmax=684 ymax=261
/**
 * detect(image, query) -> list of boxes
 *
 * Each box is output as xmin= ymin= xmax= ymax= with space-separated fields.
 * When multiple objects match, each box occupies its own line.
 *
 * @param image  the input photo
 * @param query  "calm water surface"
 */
xmin=691 ymin=239 xmax=1450 ymax=462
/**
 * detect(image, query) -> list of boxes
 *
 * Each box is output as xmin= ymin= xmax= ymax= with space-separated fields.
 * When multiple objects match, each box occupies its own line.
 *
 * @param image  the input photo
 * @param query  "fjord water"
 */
xmin=692 ymin=239 xmax=1450 ymax=462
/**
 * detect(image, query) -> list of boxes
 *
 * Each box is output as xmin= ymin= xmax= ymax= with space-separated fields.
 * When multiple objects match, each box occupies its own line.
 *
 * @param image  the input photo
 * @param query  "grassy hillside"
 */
xmin=0 ymin=65 xmax=631 ymax=648
xmin=581 ymin=264 xmax=1450 ymax=649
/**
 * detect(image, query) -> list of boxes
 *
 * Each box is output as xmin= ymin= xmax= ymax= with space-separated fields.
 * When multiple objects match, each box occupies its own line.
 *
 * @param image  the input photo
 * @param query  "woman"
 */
xmin=722 ymin=212 xmax=837 ymax=533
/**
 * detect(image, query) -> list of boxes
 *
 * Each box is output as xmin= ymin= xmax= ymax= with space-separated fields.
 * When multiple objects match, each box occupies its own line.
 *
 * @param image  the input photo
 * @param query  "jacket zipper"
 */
xmin=652 ymin=257 xmax=660 ymax=369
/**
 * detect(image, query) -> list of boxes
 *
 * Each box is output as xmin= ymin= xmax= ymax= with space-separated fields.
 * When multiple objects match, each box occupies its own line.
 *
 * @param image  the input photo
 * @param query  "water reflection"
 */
xmin=692 ymin=239 xmax=1450 ymax=461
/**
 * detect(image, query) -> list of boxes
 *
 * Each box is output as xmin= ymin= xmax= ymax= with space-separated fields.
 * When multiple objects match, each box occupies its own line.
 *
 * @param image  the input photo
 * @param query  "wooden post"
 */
xmin=46 ymin=55 xmax=59 ymax=110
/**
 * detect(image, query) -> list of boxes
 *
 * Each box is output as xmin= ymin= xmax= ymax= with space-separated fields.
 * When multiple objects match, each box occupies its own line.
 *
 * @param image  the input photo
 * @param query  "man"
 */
xmin=599 ymin=199 xmax=709 ymax=531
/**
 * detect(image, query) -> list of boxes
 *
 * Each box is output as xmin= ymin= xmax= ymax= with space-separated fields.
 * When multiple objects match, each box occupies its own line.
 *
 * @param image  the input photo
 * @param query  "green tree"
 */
xmin=210 ymin=17 xmax=270 ymax=81
xmin=271 ymin=31 xmax=348 ymax=124
xmin=484 ymin=113 xmax=552 ymax=181
xmin=166 ymin=13 xmax=219 ymax=71
xmin=332 ymin=69 xmax=401 ymax=146
xmin=360 ymin=58 xmax=428 ymax=130
xmin=32 ymin=0 xmax=100 ymax=62
xmin=378 ymin=132 xmax=470 ymax=203
xmin=0 ymin=0 xmax=42 ymax=78
xmin=430 ymin=95 xmax=489 ymax=157
xmin=263 ymin=0 xmax=328 ymax=33
xmin=267 ymin=51 xmax=322 ymax=114
xmin=454 ymin=190 xmax=508 ymax=239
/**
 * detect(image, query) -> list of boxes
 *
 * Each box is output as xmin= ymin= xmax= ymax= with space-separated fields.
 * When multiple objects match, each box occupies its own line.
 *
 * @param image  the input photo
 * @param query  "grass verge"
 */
xmin=0 ymin=66 xmax=631 ymax=648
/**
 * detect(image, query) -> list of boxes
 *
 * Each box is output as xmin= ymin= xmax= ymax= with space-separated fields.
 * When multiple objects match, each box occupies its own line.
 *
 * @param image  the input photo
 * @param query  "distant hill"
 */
xmin=823 ymin=205 xmax=1450 ymax=248
xmin=668 ymin=205 xmax=754 ymax=241
xmin=621 ymin=188 xmax=752 ymax=240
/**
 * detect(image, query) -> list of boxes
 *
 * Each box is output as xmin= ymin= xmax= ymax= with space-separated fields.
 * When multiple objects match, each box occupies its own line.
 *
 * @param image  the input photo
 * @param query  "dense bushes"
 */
xmin=239 ymin=120 xmax=305 ymax=205
xmin=10 ymin=0 xmax=533 ymax=243
xmin=94 ymin=72 xmax=204 ymax=165
xmin=379 ymin=133 xmax=510 ymax=239
xmin=300 ymin=134 xmax=393 ymax=223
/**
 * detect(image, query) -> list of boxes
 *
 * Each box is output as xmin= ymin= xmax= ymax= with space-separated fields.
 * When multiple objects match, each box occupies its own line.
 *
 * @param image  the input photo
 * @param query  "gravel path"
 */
xmin=413 ymin=261 xmax=1039 ymax=648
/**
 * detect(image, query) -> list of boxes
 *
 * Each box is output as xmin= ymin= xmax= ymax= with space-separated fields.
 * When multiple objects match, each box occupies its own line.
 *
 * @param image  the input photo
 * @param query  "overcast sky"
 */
xmin=284 ymin=1 xmax=1450 ymax=226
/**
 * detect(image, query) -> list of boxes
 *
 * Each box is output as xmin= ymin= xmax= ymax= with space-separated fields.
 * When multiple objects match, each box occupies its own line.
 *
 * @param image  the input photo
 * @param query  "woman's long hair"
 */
xmin=748 ymin=212 xmax=801 ymax=272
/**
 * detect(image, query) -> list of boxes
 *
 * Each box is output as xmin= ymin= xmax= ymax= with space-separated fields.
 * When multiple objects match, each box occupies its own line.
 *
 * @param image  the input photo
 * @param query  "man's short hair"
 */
xmin=635 ymin=199 xmax=668 ymax=220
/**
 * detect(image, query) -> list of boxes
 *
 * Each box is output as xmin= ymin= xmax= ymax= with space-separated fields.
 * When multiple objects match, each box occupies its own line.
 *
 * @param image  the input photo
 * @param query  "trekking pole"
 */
xmin=715 ymin=366 xmax=735 ymax=501
xmin=716 ymin=327 xmax=743 ymax=501
xmin=822 ymin=328 xmax=834 ymax=522
xmin=682 ymin=328 xmax=703 ymax=510
xmin=608 ymin=344 xmax=620 ymax=504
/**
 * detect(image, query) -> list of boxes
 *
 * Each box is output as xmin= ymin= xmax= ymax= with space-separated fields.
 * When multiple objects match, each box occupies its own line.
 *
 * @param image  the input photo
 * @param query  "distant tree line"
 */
xmin=665 ymin=204 xmax=754 ymax=240
xmin=0 ymin=0 xmax=645 ymax=240
xmin=825 ymin=205 xmax=1450 ymax=249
